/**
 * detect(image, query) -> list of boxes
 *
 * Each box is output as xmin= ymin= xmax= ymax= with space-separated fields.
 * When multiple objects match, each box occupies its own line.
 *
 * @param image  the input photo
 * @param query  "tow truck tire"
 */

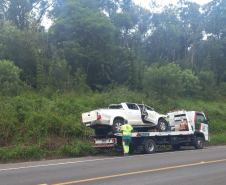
xmin=194 ymin=137 xmax=204 ymax=149
xmin=157 ymin=119 xmax=168 ymax=132
xmin=143 ymin=139 xmax=156 ymax=154
xmin=111 ymin=119 xmax=123 ymax=133
xmin=172 ymin=144 xmax=181 ymax=150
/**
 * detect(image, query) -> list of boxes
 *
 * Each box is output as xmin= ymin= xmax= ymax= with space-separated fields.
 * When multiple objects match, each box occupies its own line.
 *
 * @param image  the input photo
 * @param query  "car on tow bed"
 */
xmin=81 ymin=102 xmax=167 ymax=135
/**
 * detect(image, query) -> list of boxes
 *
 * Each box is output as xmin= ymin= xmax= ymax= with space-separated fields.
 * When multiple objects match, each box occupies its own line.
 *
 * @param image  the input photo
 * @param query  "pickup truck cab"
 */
xmin=81 ymin=102 xmax=167 ymax=135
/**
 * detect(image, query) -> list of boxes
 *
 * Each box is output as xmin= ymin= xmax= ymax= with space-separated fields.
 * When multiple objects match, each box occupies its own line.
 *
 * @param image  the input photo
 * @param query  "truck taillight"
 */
xmin=97 ymin=113 xmax=101 ymax=120
xmin=81 ymin=116 xmax=83 ymax=122
xmin=92 ymin=140 xmax=95 ymax=144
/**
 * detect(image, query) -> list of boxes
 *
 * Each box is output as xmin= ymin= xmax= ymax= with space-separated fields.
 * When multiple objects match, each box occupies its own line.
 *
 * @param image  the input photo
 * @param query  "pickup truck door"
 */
xmin=126 ymin=103 xmax=142 ymax=125
xmin=144 ymin=109 xmax=157 ymax=123
xmin=141 ymin=105 xmax=157 ymax=124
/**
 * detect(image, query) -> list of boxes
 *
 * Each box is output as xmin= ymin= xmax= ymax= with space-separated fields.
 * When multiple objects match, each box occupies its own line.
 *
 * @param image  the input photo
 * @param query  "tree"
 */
xmin=2 ymin=0 xmax=53 ymax=30
xmin=0 ymin=0 xmax=8 ymax=20
xmin=142 ymin=63 xmax=183 ymax=99
xmin=0 ymin=20 xmax=49 ymax=87
xmin=177 ymin=1 xmax=204 ymax=70
xmin=0 ymin=60 xmax=23 ymax=95
xmin=198 ymin=71 xmax=217 ymax=100
xmin=49 ymin=0 xmax=115 ymax=89
xmin=145 ymin=4 xmax=183 ymax=66
xmin=181 ymin=69 xmax=201 ymax=96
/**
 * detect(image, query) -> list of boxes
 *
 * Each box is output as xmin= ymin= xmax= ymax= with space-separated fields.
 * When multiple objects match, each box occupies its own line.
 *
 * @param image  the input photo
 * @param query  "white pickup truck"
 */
xmin=81 ymin=102 xmax=167 ymax=135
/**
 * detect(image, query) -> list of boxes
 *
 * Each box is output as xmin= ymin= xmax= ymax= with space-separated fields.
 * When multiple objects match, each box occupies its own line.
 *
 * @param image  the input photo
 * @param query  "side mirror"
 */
xmin=205 ymin=118 xmax=210 ymax=124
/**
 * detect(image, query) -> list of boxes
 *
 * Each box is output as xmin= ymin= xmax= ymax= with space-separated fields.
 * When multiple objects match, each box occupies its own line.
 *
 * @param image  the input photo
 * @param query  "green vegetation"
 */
xmin=0 ymin=87 xmax=226 ymax=162
xmin=0 ymin=0 xmax=226 ymax=162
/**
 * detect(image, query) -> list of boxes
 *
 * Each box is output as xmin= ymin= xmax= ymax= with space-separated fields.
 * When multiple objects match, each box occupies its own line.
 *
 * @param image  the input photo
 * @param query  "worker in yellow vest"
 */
xmin=121 ymin=119 xmax=133 ymax=156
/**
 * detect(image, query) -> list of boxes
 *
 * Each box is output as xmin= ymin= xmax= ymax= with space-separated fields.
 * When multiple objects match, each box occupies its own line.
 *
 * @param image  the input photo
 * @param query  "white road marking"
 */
xmin=0 ymin=146 xmax=225 ymax=172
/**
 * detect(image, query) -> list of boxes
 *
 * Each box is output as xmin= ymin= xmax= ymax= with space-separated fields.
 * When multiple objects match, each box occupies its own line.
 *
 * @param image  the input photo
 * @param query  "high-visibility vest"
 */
xmin=121 ymin=124 xmax=133 ymax=135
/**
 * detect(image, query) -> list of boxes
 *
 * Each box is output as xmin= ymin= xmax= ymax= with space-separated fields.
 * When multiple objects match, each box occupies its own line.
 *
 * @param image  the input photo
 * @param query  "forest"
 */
xmin=0 ymin=0 xmax=226 ymax=162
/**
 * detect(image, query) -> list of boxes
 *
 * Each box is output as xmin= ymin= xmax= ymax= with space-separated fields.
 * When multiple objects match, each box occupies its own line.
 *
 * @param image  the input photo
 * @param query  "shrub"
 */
xmin=142 ymin=63 xmax=182 ymax=99
xmin=0 ymin=60 xmax=23 ymax=95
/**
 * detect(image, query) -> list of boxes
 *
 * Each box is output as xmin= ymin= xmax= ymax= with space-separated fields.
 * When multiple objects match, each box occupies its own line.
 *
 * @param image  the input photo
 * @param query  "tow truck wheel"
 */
xmin=157 ymin=119 xmax=168 ymax=132
xmin=143 ymin=139 xmax=156 ymax=154
xmin=194 ymin=137 xmax=204 ymax=149
xmin=111 ymin=119 xmax=123 ymax=133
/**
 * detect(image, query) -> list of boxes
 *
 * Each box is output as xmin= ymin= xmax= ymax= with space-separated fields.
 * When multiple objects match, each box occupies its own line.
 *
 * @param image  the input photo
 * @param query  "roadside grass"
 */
xmin=206 ymin=134 xmax=226 ymax=146
xmin=0 ymin=86 xmax=225 ymax=162
xmin=0 ymin=140 xmax=99 ymax=163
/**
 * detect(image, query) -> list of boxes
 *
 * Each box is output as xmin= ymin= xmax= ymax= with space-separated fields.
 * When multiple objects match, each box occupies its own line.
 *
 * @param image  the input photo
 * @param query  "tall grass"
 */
xmin=0 ymin=86 xmax=225 ymax=162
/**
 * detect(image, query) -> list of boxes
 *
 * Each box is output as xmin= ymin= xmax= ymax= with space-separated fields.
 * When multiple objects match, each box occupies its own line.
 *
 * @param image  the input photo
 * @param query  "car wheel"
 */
xmin=111 ymin=119 xmax=123 ymax=133
xmin=194 ymin=137 xmax=204 ymax=149
xmin=158 ymin=119 xmax=168 ymax=132
xmin=143 ymin=139 xmax=156 ymax=154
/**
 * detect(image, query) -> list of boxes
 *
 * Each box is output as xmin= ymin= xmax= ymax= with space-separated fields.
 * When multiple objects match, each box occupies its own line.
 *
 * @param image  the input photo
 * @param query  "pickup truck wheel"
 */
xmin=194 ymin=137 xmax=204 ymax=149
xmin=172 ymin=144 xmax=181 ymax=150
xmin=158 ymin=119 xmax=168 ymax=132
xmin=112 ymin=119 xmax=123 ymax=133
xmin=143 ymin=139 xmax=156 ymax=154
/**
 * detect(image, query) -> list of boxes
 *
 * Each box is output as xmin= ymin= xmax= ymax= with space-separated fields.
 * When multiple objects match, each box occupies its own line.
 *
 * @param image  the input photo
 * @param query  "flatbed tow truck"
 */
xmin=90 ymin=109 xmax=210 ymax=154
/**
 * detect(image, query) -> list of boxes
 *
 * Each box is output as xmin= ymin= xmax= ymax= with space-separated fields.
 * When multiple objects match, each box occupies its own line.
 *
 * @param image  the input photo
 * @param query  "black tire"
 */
xmin=111 ymin=119 xmax=123 ymax=133
xmin=157 ymin=119 xmax=168 ymax=132
xmin=172 ymin=144 xmax=181 ymax=150
xmin=194 ymin=137 xmax=204 ymax=149
xmin=143 ymin=139 xmax=156 ymax=154
xmin=94 ymin=129 xmax=107 ymax=135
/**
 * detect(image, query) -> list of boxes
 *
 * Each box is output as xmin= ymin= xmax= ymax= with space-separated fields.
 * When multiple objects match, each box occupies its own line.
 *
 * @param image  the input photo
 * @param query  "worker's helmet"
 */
xmin=124 ymin=119 xmax=128 ymax=123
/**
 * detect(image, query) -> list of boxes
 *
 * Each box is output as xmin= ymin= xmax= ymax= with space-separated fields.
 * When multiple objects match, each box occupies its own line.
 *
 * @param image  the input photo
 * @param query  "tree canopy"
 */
xmin=0 ymin=0 xmax=226 ymax=99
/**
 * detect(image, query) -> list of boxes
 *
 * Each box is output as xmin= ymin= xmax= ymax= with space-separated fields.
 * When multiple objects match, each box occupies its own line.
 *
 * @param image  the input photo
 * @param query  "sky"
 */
xmin=133 ymin=0 xmax=212 ymax=7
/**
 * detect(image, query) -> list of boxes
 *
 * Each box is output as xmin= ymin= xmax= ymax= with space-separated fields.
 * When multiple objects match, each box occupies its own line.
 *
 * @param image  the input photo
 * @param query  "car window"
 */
xmin=127 ymin=103 xmax=139 ymax=110
xmin=196 ymin=114 xmax=205 ymax=123
xmin=145 ymin=106 xmax=153 ymax=111
xmin=108 ymin=105 xmax=123 ymax=109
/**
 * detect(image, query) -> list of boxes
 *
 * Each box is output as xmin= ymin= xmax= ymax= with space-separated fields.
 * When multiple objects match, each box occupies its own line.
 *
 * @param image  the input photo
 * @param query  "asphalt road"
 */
xmin=1 ymin=146 xmax=226 ymax=185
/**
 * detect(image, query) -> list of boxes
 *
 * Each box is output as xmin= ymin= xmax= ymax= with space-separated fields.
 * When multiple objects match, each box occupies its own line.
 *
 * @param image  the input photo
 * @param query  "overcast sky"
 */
xmin=133 ymin=0 xmax=212 ymax=6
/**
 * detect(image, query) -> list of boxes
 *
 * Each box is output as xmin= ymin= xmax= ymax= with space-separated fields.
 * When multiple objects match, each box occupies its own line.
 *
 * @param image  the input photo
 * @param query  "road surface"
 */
xmin=0 ymin=146 xmax=226 ymax=185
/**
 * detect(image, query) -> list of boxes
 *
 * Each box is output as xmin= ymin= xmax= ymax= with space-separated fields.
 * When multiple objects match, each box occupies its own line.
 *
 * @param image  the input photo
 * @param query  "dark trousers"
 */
xmin=122 ymin=135 xmax=131 ymax=156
